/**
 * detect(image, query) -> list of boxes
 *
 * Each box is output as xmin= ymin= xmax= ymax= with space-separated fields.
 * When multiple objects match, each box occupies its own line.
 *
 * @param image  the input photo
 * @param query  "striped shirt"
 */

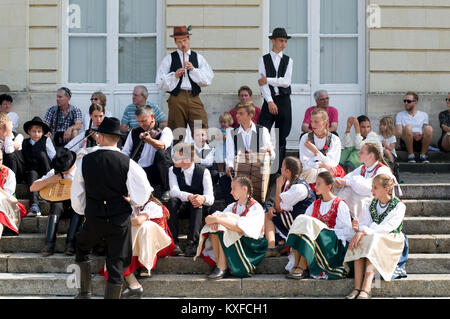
xmin=121 ymin=103 xmax=167 ymax=130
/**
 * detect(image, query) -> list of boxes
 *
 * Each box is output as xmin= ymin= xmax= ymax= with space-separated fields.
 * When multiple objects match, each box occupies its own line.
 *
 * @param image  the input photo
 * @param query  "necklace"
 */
xmin=378 ymin=199 xmax=391 ymax=209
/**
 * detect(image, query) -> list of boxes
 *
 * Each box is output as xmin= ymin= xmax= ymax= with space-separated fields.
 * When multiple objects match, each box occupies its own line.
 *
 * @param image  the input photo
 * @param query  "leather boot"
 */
xmin=75 ymin=260 xmax=92 ymax=299
xmin=104 ymin=282 xmax=123 ymax=299
xmin=65 ymin=213 xmax=82 ymax=255
xmin=42 ymin=214 xmax=59 ymax=257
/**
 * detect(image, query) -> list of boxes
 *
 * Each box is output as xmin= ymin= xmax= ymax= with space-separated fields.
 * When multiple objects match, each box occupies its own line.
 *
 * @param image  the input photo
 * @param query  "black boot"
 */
xmin=65 ymin=213 xmax=82 ymax=255
xmin=104 ymin=282 xmax=123 ymax=299
xmin=75 ymin=260 xmax=92 ymax=299
xmin=42 ymin=214 xmax=59 ymax=257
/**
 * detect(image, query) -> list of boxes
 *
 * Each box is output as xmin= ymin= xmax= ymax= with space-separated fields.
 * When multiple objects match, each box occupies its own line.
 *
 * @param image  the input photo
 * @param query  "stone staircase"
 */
xmin=0 ymin=150 xmax=449 ymax=298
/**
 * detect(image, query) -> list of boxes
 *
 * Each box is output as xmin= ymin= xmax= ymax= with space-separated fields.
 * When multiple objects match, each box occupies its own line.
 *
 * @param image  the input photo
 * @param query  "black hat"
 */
xmin=52 ymin=148 xmax=76 ymax=173
xmin=23 ymin=116 xmax=50 ymax=135
xmin=269 ymin=27 xmax=291 ymax=40
xmin=92 ymin=117 xmax=123 ymax=136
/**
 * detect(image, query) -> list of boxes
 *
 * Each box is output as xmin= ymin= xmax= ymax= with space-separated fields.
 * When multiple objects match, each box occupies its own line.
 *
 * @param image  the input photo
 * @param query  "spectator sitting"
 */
xmin=229 ymin=86 xmax=261 ymax=128
xmin=302 ymin=90 xmax=339 ymax=135
xmin=0 ymin=94 xmax=19 ymax=133
xmin=120 ymin=85 xmax=168 ymax=135
xmin=340 ymin=115 xmax=383 ymax=173
xmin=218 ymin=112 xmax=234 ymax=173
xmin=395 ymin=92 xmax=433 ymax=163
xmin=43 ymin=87 xmax=83 ymax=148
xmin=83 ymin=92 xmax=112 ymax=130
xmin=438 ymin=93 xmax=450 ymax=152
xmin=379 ymin=116 xmax=400 ymax=182
xmin=0 ymin=112 xmax=25 ymax=182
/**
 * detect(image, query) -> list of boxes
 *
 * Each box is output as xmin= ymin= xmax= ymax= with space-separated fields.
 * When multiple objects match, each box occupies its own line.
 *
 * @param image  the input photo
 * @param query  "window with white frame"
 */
xmin=65 ymin=0 xmax=159 ymax=86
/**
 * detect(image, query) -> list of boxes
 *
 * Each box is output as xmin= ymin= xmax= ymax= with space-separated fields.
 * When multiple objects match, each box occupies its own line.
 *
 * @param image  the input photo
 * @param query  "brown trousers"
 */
xmin=168 ymin=92 xmax=208 ymax=141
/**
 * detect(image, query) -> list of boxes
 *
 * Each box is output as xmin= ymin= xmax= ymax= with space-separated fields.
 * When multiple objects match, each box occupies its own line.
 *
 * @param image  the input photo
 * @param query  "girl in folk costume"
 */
xmin=286 ymin=172 xmax=353 ymax=280
xmin=265 ymin=156 xmax=316 ymax=257
xmin=195 ymin=176 xmax=268 ymax=280
xmin=299 ymin=108 xmax=345 ymax=190
xmin=335 ymin=143 xmax=395 ymax=220
xmin=344 ymin=174 xmax=406 ymax=299
xmin=0 ymin=151 xmax=27 ymax=238
xmin=99 ymin=194 xmax=175 ymax=299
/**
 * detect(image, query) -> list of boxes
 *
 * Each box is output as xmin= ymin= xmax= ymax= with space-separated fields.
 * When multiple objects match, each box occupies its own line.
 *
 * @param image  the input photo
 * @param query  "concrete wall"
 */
xmin=367 ymin=0 xmax=450 ymax=143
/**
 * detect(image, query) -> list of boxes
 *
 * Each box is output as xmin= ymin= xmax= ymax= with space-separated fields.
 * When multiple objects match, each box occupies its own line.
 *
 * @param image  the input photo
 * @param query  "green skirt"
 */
xmin=218 ymin=232 xmax=268 ymax=278
xmin=286 ymin=230 xmax=348 ymax=280
xmin=339 ymin=146 xmax=362 ymax=170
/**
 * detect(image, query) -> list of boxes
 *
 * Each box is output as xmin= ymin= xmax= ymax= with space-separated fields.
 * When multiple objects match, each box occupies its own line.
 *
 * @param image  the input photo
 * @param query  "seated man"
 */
xmin=340 ymin=115 xmax=383 ymax=173
xmin=122 ymin=106 xmax=173 ymax=201
xmin=229 ymin=86 xmax=261 ymax=128
xmin=302 ymin=90 xmax=339 ymax=135
xmin=43 ymin=87 xmax=83 ymax=148
xmin=219 ymin=101 xmax=276 ymax=206
xmin=395 ymin=91 xmax=433 ymax=163
xmin=121 ymin=85 xmax=168 ymax=135
xmin=166 ymin=142 xmax=215 ymax=257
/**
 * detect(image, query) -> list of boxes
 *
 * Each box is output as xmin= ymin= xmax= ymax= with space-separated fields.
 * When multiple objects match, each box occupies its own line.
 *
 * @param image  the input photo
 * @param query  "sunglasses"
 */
xmin=403 ymin=99 xmax=416 ymax=104
xmin=90 ymin=97 xmax=99 ymax=101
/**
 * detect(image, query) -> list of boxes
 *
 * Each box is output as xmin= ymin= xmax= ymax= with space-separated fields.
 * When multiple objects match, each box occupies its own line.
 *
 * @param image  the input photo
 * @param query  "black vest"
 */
xmin=129 ymin=125 xmax=163 ymax=162
xmin=233 ymin=125 xmax=262 ymax=155
xmin=169 ymin=51 xmax=201 ymax=97
xmin=22 ymin=137 xmax=49 ymax=170
xmin=173 ymin=164 xmax=205 ymax=195
xmin=288 ymin=177 xmax=316 ymax=216
xmin=263 ymin=53 xmax=292 ymax=97
xmin=82 ymin=150 xmax=131 ymax=218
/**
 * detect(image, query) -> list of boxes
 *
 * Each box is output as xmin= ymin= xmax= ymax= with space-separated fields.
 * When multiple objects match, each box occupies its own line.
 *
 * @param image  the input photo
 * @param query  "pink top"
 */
xmin=303 ymin=106 xmax=339 ymax=130
xmin=229 ymin=105 xmax=262 ymax=129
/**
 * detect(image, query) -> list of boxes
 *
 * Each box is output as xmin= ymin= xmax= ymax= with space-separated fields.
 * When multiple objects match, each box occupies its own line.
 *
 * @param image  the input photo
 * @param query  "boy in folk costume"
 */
xmin=298 ymin=108 xmax=345 ymax=189
xmin=335 ymin=143 xmax=395 ymax=220
xmin=0 ymin=151 xmax=27 ymax=239
xmin=22 ymin=117 xmax=56 ymax=217
xmin=99 ymin=194 xmax=175 ymax=299
xmin=344 ymin=174 xmax=407 ymax=299
xmin=30 ymin=148 xmax=80 ymax=256
xmin=166 ymin=142 xmax=215 ymax=257
xmin=196 ymin=176 xmax=268 ymax=280
xmin=264 ymin=156 xmax=316 ymax=257
xmin=286 ymin=172 xmax=354 ymax=280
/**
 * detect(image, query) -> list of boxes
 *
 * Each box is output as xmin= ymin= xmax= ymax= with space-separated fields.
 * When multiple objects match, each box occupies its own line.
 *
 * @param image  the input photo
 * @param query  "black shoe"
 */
xmin=265 ymin=247 xmax=281 ymax=258
xmin=42 ymin=214 xmax=59 ymax=257
xmin=160 ymin=191 xmax=171 ymax=203
xmin=121 ymin=286 xmax=144 ymax=299
xmin=75 ymin=261 xmax=92 ymax=299
xmin=173 ymin=244 xmax=183 ymax=256
xmin=207 ymin=267 xmax=229 ymax=280
xmin=104 ymin=282 xmax=122 ymax=299
xmin=65 ymin=213 xmax=82 ymax=256
xmin=184 ymin=241 xmax=197 ymax=257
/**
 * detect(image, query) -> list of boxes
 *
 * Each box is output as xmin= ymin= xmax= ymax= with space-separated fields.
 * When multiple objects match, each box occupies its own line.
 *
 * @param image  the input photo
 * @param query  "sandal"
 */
xmin=345 ymin=289 xmax=360 ymax=299
xmin=356 ymin=289 xmax=372 ymax=299
xmin=286 ymin=266 xmax=309 ymax=280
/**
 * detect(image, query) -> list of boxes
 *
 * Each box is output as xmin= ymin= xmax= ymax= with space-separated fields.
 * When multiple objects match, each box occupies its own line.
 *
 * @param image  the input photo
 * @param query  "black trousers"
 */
xmin=259 ymin=95 xmax=292 ymax=172
xmin=166 ymin=198 xmax=210 ymax=245
xmin=143 ymin=149 xmax=172 ymax=195
xmin=24 ymin=152 xmax=52 ymax=206
xmin=219 ymin=174 xmax=234 ymax=206
xmin=3 ymin=150 xmax=26 ymax=183
xmin=75 ymin=215 xmax=132 ymax=285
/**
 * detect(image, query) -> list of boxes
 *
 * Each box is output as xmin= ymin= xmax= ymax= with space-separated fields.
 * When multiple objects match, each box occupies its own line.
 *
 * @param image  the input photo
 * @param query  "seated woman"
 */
xmin=299 ymin=108 xmax=345 ymax=190
xmin=195 ymin=176 xmax=268 ymax=280
xmin=265 ymin=156 xmax=316 ymax=257
xmin=0 ymin=151 xmax=27 ymax=239
xmin=285 ymin=172 xmax=353 ymax=280
xmin=344 ymin=174 xmax=406 ymax=299
xmin=335 ymin=143 xmax=394 ymax=220
xmin=99 ymin=194 xmax=174 ymax=299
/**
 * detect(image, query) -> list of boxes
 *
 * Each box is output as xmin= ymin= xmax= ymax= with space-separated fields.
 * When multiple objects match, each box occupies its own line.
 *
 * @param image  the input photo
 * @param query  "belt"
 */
xmin=180 ymin=89 xmax=192 ymax=93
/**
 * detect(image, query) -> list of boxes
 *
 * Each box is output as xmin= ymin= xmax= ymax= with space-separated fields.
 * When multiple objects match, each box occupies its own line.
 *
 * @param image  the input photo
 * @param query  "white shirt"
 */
xmin=304 ymin=198 xmax=354 ymax=244
xmin=156 ymin=49 xmax=214 ymax=92
xmin=8 ymin=112 xmax=19 ymax=132
xmin=1 ymin=167 xmax=16 ymax=197
xmin=71 ymin=146 xmax=153 ymax=215
xmin=343 ymin=131 xmax=383 ymax=153
xmin=65 ymin=129 xmax=97 ymax=154
xmin=299 ymin=132 xmax=342 ymax=171
xmin=194 ymin=142 xmax=215 ymax=167
xmin=168 ymin=163 xmax=214 ymax=206
xmin=359 ymin=200 xmax=405 ymax=235
xmin=395 ymin=110 xmax=429 ymax=134
xmin=3 ymin=133 xmax=24 ymax=153
xmin=122 ymin=127 xmax=173 ymax=168
xmin=218 ymin=200 xmax=265 ymax=239
xmin=23 ymin=137 xmax=57 ymax=161
xmin=340 ymin=162 xmax=393 ymax=197
xmin=225 ymin=123 xmax=276 ymax=169
xmin=258 ymin=50 xmax=294 ymax=103
xmin=381 ymin=135 xmax=397 ymax=158
xmin=132 ymin=200 xmax=164 ymax=220
xmin=279 ymin=180 xmax=309 ymax=212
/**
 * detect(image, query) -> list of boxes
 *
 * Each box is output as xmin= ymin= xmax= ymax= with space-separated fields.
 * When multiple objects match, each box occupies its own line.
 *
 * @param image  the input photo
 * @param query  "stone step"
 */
xmin=403 ymin=217 xmax=450 ymax=235
xmin=0 ymin=273 xmax=448 ymax=298
xmin=396 ymin=150 xmax=450 ymax=163
xmin=404 ymin=200 xmax=450 ymax=217
xmin=398 ymin=163 xmax=450 ymax=174
xmin=399 ymin=184 xmax=450 ymax=200
xmin=1 ymin=233 xmax=449 ymax=255
xmin=1 ymin=253 xmax=448 ymax=275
